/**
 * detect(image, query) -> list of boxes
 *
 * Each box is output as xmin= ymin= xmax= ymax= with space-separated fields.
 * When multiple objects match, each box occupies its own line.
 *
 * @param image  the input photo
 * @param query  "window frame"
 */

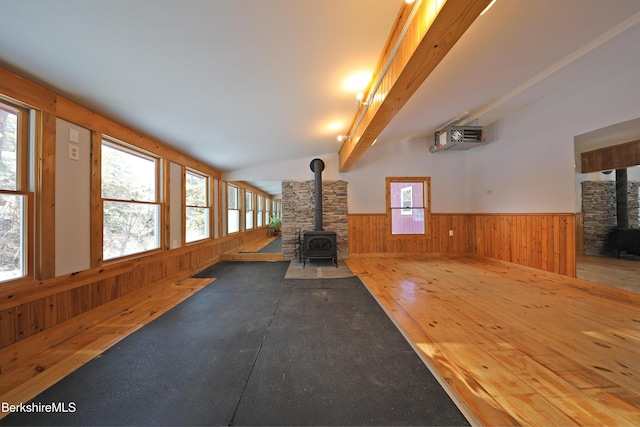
xmin=227 ymin=183 xmax=240 ymax=234
xmin=265 ymin=196 xmax=271 ymax=225
xmin=100 ymin=137 xmax=162 ymax=261
xmin=256 ymin=194 xmax=263 ymax=227
xmin=0 ymin=99 xmax=32 ymax=284
xmin=184 ymin=168 xmax=210 ymax=243
xmin=245 ymin=190 xmax=254 ymax=230
xmin=386 ymin=177 xmax=431 ymax=237
xmin=273 ymin=199 xmax=282 ymax=220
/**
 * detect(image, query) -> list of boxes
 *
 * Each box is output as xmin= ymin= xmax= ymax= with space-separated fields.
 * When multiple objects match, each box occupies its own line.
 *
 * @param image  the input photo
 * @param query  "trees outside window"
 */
xmin=257 ymin=194 xmax=263 ymax=227
xmin=102 ymin=140 xmax=160 ymax=260
xmin=0 ymin=101 xmax=27 ymax=282
xmin=227 ymin=184 xmax=239 ymax=234
xmin=265 ymin=196 xmax=271 ymax=225
xmin=185 ymin=170 xmax=210 ymax=243
xmin=245 ymin=190 xmax=254 ymax=230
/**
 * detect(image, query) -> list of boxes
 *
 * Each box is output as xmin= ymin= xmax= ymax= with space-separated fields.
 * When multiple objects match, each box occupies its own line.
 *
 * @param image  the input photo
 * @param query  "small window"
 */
xmin=257 ymin=194 xmax=263 ymax=227
xmin=273 ymin=199 xmax=281 ymax=219
xmin=102 ymin=139 xmax=161 ymax=260
xmin=0 ymin=101 xmax=29 ymax=282
xmin=227 ymin=184 xmax=239 ymax=234
xmin=265 ymin=196 xmax=271 ymax=225
xmin=245 ymin=190 xmax=254 ymax=230
xmin=387 ymin=177 xmax=430 ymax=235
xmin=185 ymin=170 xmax=210 ymax=243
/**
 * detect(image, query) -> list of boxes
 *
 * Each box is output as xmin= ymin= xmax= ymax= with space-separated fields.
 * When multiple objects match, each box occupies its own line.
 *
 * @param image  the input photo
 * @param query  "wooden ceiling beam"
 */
xmin=338 ymin=0 xmax=493 ymax=172
xmin=581 ymin=139 xmax=640 ymax=173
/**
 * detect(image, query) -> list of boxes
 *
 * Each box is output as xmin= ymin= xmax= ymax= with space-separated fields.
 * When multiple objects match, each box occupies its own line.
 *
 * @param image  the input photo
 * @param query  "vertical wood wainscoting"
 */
xmin=474 ymin=214 xmax=576 ymax=277
xmin=348 ymin=213 xmax=576 ymax=276
xmin=0 ymin=239 xmax=227 ymax=350
xmin=348 ymin=214 xmax=473 ymax=256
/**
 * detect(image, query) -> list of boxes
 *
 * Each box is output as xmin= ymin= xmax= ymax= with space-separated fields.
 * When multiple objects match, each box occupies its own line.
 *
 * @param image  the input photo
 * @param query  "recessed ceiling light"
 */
xmin=326 ymin=120 xmax=345 ymax=132
xmin=342 ymin=71 xmax=372 ymax=93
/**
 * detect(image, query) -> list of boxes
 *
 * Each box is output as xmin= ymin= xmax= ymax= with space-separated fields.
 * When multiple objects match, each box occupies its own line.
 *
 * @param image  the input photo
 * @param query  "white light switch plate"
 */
xmin=69 ymin=128 xmax=80 ymax=143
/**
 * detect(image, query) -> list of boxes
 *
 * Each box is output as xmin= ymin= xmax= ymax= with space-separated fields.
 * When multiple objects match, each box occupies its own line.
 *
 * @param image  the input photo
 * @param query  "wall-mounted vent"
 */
xmin=430 ymin=126 xmax=484 ymax=153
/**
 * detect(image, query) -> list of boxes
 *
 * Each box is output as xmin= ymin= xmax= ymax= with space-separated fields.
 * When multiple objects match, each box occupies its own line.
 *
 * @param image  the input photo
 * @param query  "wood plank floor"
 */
xmin=220 ymin=235 xmax=284 ymax=261
xmin=346 ymin=256 xmax=640 ymax=426
xmin=577 ymin=254 xmax=640 ymax=293
xmin=1 ymin=253 xmax=636 ymax=424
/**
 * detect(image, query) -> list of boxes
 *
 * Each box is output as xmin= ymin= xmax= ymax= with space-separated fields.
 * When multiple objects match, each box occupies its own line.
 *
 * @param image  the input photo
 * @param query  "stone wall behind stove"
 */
xmin=281 ymin=180 xmax=348 ymax=261
xmin=581 ymin=181 xmax=640 ymax=256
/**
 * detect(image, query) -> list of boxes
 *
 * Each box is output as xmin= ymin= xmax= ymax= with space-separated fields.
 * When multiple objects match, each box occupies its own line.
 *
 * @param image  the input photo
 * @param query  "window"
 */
xmin=0 ymin=101 xmax=28 ymax=282
xmin=227 ymin=184 xmax=239 ymax=234
xmin=387 ymin=177 xmax=430 ymax=235
xmin=245 ymin=190 xmax=254 ymax=230
xmin=102 ymin=139 xmax=161 ymax=260
xmin=185 ymin=170 xmax=210 ymax=243
xmin=275 ymin=199 xmax=282 ymax=219
xmin=265 ymin=196 xmax=271 ymax=225
xmin=257 ymin=194 xmax=263 ymax=227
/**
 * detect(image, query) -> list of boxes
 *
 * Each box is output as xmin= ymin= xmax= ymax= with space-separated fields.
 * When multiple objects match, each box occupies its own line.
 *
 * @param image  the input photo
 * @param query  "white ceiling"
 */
xmin=1 ymin=0 xmax=640 ymax=194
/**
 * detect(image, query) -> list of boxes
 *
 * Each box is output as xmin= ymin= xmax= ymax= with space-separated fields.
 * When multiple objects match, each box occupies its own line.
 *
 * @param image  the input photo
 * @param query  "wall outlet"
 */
xmin=68 ymin=144 xmax=79 ymax=160
xmin=449 ymin=229 xmax=454 ymax=237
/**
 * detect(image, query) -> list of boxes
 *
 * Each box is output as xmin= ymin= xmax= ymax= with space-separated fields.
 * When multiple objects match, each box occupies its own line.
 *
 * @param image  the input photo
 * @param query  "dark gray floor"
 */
xmin=258 ymin=236 xmax=282 ymax=253
xmin=1 ymin=261 xmax=470 ymax=426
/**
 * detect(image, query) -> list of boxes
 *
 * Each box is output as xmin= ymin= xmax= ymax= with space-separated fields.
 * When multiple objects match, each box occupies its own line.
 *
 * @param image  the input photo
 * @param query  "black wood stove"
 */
xmin=302 ymin=158 xmax=338 ymax=267
xmin=606 ymin=169 xmax=640 ymax=258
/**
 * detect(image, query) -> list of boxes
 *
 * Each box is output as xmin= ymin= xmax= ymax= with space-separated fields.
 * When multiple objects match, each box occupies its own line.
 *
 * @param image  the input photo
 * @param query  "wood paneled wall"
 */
xmin=474 ymin=214 xmax=575 ymax=276
xmin=0 ymin=67 xmax=272 ymax=351
xmin=576 ymin=212 xmax=584 ymax=256
xmin=349 ymin=213 xmax=576 ymax=276
xmin=0 ymin=229 xmax=272 ymax=349
xmin=348 ymin=213 xmax=473 ymax=256
xmin=0 ymin=239 xmax=221 ymax=348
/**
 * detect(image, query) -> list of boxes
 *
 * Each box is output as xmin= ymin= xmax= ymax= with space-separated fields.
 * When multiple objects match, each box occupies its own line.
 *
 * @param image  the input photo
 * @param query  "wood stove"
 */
xmin=606 ymin=169 xmax=640 ymax=257
xmin=607 ymin=227 xmax=640 ymax=257
xmin=303 ymin=230 xmax=338 ymax=267
xmin=302 ymin=158 xmax=338 ymax=267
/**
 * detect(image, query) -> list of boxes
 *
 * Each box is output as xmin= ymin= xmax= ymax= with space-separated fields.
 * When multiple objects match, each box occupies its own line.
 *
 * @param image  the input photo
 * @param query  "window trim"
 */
xmin=100 ymin=136 xmax=163 ymax=262
xmin=256 ymin=194 xmax=263 ymax=227
xmin=245 ymin=190 xmax=254 ymax=230
xmin=227 ymin=183 xmax=240 ymax=234
xmin=184 ymin=168 xmax=211 ymax=244
xmin=386 ymin=177 xmax=431 ymax=238
xmin=264 ymin=196 xmax=271 ymax=225
xmin=0 ymin=99 xmax=33 ymax=284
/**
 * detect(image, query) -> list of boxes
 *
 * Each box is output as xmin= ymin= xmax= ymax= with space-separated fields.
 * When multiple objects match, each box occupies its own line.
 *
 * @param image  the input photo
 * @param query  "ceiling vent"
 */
xmin=430 ymin=126 xmax=484 ymax=153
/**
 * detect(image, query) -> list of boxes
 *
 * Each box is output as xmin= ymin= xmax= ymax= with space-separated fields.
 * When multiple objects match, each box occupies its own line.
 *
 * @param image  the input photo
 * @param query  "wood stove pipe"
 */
xmin=616 ymin=168 xmax=629 ymax=229
xmin=310 ymin=158 xmax=325 ymax=231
